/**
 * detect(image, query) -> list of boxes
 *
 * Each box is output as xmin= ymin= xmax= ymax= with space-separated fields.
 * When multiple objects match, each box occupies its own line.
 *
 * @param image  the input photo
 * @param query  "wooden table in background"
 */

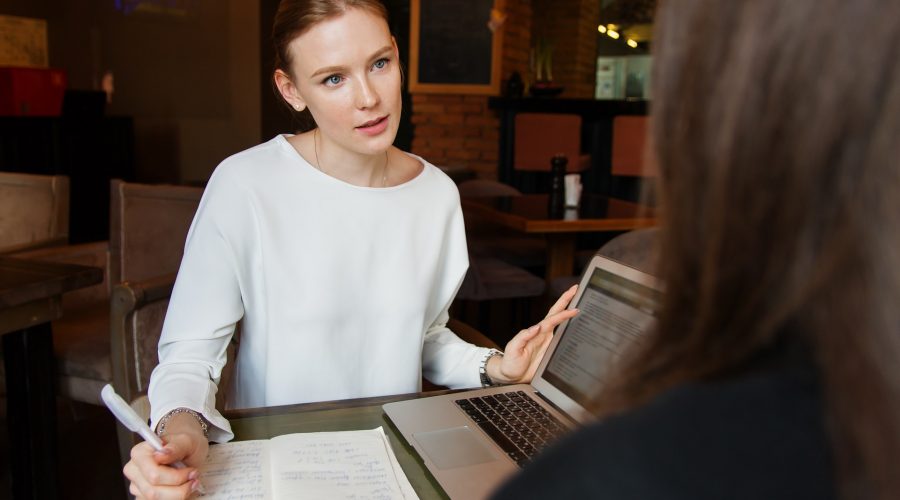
xmin=0 ymin=257 xmax=103 ymax=500
xmin=225 ymin=392 xmax=457 ymax=499
xmin=461 ymin=194 xmax=657 ymax=283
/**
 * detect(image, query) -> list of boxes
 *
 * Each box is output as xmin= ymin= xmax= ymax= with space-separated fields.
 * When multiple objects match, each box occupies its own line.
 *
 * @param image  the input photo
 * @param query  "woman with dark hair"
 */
xmin=122 ymin=1 xmax=577 ymax=497
xmin=495 ymin=0 xmax=900 ymax=498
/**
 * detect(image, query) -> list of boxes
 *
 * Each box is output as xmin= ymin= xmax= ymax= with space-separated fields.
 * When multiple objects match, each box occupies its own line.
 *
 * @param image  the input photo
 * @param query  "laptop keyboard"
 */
xmin=454 ymin=391 xmax=569 ymax=466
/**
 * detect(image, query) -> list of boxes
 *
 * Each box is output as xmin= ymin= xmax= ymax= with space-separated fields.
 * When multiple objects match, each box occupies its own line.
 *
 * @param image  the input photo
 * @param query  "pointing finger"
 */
xmin=545 ymin=285 xmax=578 ymax=318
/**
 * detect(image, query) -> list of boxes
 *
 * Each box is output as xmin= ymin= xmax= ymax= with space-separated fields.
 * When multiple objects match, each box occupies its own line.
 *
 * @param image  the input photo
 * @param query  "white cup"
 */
xmin=564 ymin=173 xmax=582 ymax=207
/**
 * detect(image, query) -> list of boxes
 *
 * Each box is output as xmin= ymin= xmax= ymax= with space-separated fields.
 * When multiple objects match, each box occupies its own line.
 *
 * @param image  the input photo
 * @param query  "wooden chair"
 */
xmin=105 ymin=180 xmax=204 ymax=466
xmin=110 ymin=274 xmax=179 ymax=465
xmin=611 ymin=115 xmax=658 ymax=204
xmin=109 ymin=180 xmax=205 ymax=285
xmin=0 ymin=171 xmax=69 ymax=253
xmin=9 ymin=180 xmax=204 ymax=411
xmin=513 ymin=113 xmax=591 ymax=173
xmin=510 ymin=113 xmax=591 ymax=194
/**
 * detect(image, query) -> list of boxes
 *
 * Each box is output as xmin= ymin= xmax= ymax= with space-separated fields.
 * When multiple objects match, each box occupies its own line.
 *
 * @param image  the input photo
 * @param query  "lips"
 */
xmin=355 ymin=115 xmax=389 ymax=136
xmin=357 ymin=116 xmax=387 ymax=129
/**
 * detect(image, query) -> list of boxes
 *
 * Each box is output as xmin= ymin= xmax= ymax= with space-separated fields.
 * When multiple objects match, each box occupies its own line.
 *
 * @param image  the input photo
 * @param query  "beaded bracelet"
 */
xmin=156 ymin=407 xmax=209 ymax=439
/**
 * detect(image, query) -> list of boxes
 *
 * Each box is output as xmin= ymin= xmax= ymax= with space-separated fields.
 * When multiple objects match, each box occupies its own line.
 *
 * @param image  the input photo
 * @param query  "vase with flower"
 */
xmin=529 ymin=37 xmax=564 ymax=97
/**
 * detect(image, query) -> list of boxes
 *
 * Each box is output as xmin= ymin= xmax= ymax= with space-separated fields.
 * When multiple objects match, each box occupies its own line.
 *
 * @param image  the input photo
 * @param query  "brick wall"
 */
xmin=409 ymin=0 xmax=598 ymax=178
xmin=410 ymin=0 xmax=531 ymax=179
xmin=532 ymin=0 xmax=600 ymax=98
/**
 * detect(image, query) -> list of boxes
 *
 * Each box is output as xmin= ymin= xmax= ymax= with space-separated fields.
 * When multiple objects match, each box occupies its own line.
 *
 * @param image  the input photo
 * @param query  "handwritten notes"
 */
xmin=201 ymin=440 xmax=270 ymax=498
xmin=200 ymin=428 xmax=417 ymax=500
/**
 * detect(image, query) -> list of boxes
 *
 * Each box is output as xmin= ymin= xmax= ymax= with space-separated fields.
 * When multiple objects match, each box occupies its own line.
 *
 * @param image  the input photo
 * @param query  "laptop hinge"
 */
xmin=534 ymin=391 xmax=580 ymax=427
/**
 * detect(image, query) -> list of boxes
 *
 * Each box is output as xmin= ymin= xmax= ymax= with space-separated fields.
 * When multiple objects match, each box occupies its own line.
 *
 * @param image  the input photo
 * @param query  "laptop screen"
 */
xmin=541 ymin=264 xmax=661 ymax=409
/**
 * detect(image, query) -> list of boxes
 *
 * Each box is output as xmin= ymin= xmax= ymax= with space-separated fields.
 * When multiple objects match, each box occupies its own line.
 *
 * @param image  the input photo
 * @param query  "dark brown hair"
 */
xmin=271 ymin=0 xmax=390 ymax=129
xmin=596 ymin=1 xmax=900 ymax=498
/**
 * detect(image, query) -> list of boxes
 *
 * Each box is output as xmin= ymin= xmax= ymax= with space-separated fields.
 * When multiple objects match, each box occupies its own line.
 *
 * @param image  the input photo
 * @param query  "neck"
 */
xmin=314 ymin=129 xmax=389 ymax=187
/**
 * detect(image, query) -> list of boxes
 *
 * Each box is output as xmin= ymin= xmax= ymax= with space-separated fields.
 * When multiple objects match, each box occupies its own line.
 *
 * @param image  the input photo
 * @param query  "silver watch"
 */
xmin=479 ymin=348 xmax=503 ymax=387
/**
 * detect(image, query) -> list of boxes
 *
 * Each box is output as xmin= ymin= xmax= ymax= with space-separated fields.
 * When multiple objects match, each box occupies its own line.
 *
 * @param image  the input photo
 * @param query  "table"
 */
xmin=225 ymin=392 xmax=454 ymax=499
xmin=0 ymin=257 xmax=103 ymax=499
xmin=461 ymin=194 xmax=656 ymax=283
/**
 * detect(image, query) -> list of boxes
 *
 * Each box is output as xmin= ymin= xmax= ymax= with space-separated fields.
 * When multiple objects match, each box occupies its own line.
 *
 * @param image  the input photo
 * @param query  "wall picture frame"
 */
xmin=409 ymin=0 xmax=504 ymax=95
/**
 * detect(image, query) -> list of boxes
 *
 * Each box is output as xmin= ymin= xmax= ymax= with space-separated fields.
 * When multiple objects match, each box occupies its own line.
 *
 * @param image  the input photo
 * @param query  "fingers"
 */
xmin=545 ymin=285 xmax=578 ymax=318
xmin=129 ymin=479 xmax=198 ymax=500
xmin=517 ymin=324 xmax=541 ymax=342
xmin=158 ymin=431 xmax=210 ymax=468
xmin=542 ymin=307 xmax=579 ymax=330
xmin=124 ymin=441 xmax=198 ymax=499
xmin=154 ymin=434 xmax=194 ymax=466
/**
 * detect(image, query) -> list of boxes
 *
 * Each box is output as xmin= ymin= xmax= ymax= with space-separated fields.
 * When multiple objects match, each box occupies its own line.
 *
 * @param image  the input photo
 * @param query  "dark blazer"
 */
xmin=493 ymin=345 xmax=836 ymax=500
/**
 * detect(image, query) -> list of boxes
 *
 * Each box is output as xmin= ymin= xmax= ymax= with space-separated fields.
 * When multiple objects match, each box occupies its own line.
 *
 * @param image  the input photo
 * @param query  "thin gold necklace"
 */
xmin=314 ymin=128 xmax=388 ymax=187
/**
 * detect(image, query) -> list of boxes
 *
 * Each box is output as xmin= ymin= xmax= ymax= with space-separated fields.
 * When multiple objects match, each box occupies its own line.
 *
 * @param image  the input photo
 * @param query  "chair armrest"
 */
xmin=448 ymin=317 xmax=500 ymax=350
xmin=109 ymin=273 xmax=177 ymax=401
xmin=112 ymin=273 xmax=177 ymax=310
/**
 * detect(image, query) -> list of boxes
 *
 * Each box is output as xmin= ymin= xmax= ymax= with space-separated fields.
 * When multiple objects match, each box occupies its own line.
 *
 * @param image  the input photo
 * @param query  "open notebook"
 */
xmin=199 ymin=427 xmax=418 ymax=499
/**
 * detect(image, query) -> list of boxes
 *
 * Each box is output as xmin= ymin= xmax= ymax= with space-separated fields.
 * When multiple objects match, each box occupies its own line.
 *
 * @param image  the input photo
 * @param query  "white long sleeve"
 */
xmin=148 ymin=135 xmax=487 ymax=442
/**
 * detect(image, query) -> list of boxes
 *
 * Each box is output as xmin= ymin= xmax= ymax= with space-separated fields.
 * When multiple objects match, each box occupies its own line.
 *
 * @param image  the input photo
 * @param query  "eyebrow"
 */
xmin=309 ymin=45 xmax=393 ymax=78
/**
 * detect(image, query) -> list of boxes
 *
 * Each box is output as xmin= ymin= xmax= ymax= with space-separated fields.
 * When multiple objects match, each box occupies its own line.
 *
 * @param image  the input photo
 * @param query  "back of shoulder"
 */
xmin=494 ymin=371 xmax=836 ymax=500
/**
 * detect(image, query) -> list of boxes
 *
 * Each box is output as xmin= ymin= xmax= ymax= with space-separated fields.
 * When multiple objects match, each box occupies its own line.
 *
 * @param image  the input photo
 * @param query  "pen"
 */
xmin=100 ymin=384 xmax=206 ymax=494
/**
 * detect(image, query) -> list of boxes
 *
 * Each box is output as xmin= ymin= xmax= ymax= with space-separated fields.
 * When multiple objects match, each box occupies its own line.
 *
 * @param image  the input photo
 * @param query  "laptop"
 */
xmin=383 ymin=255 xmax=662 ymax=499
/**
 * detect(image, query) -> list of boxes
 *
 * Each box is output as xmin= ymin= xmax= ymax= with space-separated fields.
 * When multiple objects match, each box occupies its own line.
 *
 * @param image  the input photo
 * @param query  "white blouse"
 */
xmin=148 ymin=135 xmax=490 ymax=442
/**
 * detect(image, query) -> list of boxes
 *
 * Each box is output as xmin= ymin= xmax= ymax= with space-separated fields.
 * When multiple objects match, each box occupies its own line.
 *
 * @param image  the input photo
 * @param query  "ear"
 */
xmin=274 ymin=69 xmax=306 ymax=112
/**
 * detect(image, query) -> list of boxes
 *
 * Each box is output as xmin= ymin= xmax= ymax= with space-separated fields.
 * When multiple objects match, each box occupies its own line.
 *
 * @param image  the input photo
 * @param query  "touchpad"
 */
xmin=413 ymin=426 xmax=499 ymax=470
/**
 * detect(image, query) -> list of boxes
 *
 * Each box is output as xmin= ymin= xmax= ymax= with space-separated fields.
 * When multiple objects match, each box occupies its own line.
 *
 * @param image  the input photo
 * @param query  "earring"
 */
xmin=294 ymin=104 xmax=302 ymax=112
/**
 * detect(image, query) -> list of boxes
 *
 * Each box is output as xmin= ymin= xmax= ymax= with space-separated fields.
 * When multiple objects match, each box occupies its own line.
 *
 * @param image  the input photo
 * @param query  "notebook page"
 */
xmin=269 ymin=427 xmax=419 ymax=499
xmin=200 ymin=439 xmax=271 ymax=498
xmin=376 ymin=427 xmax=419 ymax=500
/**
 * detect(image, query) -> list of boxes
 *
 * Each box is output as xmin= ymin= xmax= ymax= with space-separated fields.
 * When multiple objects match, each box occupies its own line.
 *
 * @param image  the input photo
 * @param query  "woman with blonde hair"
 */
xmin=122 ymin=1 xmax=577 ymax=497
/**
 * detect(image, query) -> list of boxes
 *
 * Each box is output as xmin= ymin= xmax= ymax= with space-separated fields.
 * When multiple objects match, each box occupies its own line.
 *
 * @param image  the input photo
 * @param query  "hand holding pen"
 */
xmin=101 ymin=385 xmax=208 ymax=498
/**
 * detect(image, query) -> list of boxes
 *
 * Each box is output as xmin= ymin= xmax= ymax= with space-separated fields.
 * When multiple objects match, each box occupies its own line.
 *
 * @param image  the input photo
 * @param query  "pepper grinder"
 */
xmin=548 ymin=154 xmax=568 ymax=218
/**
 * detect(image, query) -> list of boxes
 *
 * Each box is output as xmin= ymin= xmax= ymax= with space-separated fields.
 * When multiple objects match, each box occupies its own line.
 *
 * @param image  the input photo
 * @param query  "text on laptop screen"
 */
xmin=542 ymin=266 xmax=661 ymax=409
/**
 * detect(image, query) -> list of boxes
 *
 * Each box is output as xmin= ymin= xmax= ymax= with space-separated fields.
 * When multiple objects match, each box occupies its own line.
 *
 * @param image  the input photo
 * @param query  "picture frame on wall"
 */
xmin=409 ymin=0 xmax=504 ymax=95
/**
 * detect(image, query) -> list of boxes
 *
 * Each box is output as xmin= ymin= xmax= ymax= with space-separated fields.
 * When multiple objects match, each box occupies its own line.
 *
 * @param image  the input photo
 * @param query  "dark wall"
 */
xmin=1 ymin=1 xmax=260 ymax=184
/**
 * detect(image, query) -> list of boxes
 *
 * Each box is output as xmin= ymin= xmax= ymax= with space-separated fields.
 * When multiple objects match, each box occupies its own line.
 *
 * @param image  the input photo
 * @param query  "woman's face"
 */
xmin=284 ymin=8 xmax=401 ymax=157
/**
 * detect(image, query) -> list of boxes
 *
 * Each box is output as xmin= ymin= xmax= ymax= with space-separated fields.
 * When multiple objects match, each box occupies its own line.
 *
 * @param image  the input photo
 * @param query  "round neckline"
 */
xmin=276 ymin=134 xmax=427 ymax=191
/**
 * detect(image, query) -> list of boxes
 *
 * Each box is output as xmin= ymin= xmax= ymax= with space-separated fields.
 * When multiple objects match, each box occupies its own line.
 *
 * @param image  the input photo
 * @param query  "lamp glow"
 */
xmin=597 ymin=25 xmax=607 ymax=33
xmin=626 ymin=39 xmax=638 ymax=48
xmin=607 ymin=30 xmax=620 ymax=39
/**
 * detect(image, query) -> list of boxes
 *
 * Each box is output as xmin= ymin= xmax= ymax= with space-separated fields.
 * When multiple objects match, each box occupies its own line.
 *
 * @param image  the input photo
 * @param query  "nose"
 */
xmin=355 ymin=75 xmax=379 ymax=109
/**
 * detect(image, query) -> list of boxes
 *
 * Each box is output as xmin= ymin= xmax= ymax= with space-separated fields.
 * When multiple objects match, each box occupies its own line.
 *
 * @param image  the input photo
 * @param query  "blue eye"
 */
xmin=372 ymin=58 xmax=388 ymax=70
xmin=323 ymin=75 xmax=343 ymax=86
